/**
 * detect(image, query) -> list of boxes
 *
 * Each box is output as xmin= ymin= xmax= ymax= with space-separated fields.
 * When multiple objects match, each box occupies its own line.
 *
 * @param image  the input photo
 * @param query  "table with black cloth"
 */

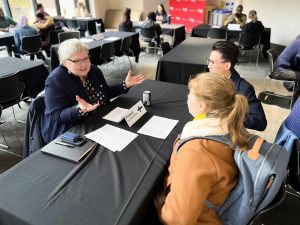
xmin=0 ymin=32 xmax=14 ymax=56
xmin=156 ymin=37 xmax=218 ymax=84
xmin=0 ymin=57 xmax=48 ymax=98
xmin=0 ymin=80 xmax=191 ymax=225
xmin=160 ymin=24 xmax=186 ymax=47
xmin=51 ymin=31 xmax=141 ymax=71
xmin=53 ymin=17 xmax=105 ymax=35
xmin=191 ymin=24 xmax=271 ymax=55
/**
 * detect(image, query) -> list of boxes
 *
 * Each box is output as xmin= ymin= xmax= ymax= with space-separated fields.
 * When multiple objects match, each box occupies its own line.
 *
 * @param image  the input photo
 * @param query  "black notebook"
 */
xmin=41 ymin=139 xmax=97 ymax=163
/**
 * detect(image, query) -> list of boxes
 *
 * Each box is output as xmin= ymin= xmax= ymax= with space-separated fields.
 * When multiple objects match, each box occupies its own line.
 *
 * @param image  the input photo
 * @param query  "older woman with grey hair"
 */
xmin=41 ymin=38 xmax=145 ymax=143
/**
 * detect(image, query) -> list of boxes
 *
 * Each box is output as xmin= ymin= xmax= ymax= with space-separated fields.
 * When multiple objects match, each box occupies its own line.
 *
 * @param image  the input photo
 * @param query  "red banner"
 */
xmin=169 ymin=0 xmax=206 ymax=33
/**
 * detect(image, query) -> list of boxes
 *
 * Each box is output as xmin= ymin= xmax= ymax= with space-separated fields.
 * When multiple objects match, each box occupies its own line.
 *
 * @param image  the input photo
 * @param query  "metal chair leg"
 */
xmin=12 ymin=106 xmax=26 ymax=124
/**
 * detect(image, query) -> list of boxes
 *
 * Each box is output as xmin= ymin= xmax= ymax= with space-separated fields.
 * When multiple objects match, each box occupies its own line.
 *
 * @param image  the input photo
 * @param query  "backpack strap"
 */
xmin=247 ymin=137 xmax=264 ymax=160
xmin=176 ymin=135 xmax=231 ymax=154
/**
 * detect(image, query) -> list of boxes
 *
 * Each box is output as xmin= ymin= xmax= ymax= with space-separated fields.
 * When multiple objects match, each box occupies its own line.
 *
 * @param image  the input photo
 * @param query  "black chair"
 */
xmin=100 ymin=42 xmax=115 ymax=70
xmin=161 ymin=42 xmax=172 ymax=55
xmin=0 ymin=71 xmax=25 ymax=155
xmin=259 ymin=49 xmax=295 ymax=109
xmin=207 ymin=28 xmax=227 ymax=40
xmin=58 ymin=31 xmax=80 ymax=43
xmin=14 ymin=35 xmax=43 ymax=60
xmin=49 ymin=29 xmax=64 ymax=46
xmin=236 ymin=32 xmax=261 ymax=67
xmin=121 ymin=36 xmax=133 ymax=68
xmin=141 ymin=27 xmax=161 ymax=55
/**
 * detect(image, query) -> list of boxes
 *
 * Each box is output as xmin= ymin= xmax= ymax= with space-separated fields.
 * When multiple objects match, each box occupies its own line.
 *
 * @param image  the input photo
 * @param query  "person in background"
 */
xmin=207 ymin=41 xmax=267 ymax=131
xmin=36 ymin=3 xmax=49 ymax=17
xmin=142 ymin=11 xmax=162 ymax=47
xmin=0 ymin=7 xmax=17 ymax=32
xmin=242 ymin=10 xmax=264 ymax=33
xmin=224 ymin=4 xmax=247 ymax=28
xmin=34 ymin=12 xmax=55 ymax=56
xmin=13 ymin=15 xmax=39 ymax=60
xmin=74 ymin=1 xmax=90 ymax=17
xmin=41 ymin=39 xmax=145 ymax=143
xmin=272 ymin=35 xmax=300 ymax=101
xmin=156 ymin=3 xmax=167 ymax=24
xmin=155 ymin=73 xmax=250 ymax=225
xmin=118 ymin=7 xmax=134 ymax=32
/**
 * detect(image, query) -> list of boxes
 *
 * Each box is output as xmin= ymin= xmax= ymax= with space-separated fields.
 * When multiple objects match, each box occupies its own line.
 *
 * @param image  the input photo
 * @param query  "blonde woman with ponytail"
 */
xmin=154 ymin=73 xmax=250 ymax=225
xmin=243 ymin=10 xmax=264 ymax=33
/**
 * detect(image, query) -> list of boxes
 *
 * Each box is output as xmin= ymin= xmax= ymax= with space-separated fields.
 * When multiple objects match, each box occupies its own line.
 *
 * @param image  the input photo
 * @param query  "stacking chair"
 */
xmin=236 ymin=32 xmax=261 ymax=67
xmin=0 ymin=71 xmax=26 ymax=156
xmin=259 ymin=49 xmax=295 ymax=109
xmin=141 ymin=27 xmax=161 ymax=55
xmin=58 ymin=31 xmax=80 ymax=43
xmin=14 ymin=35 xmax=43 ymax=60
xmin=49 ymin=29 xmax=64 ymax=46
xmin=161 ymin=42 xmax=172 ymax=55
xmin=207 ymin=28 xmax=227 ymax=40
xmin=99 ymin=42 xmax=115 ymax=72
xmin=121 ymin=36 xmax=133 ymax=68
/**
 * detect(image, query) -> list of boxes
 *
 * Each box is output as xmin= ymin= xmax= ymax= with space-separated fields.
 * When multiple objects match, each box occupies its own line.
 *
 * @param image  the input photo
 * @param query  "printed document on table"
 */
xmin=80 ymin=38 xmax=93 ymax=43
xmin=104 ymin=37 xmax=120 ymax=41
xmin=85 ymin=124 xmax=138 ymax=152
xmin=102 ymin=107 xmax=128 ymax=123
xmin=137 ymin=116 xmax=178 ymax=139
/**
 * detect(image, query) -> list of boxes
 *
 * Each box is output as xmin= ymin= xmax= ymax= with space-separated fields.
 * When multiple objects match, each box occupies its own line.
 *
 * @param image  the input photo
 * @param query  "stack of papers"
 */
xmin=80 ymin=38 xmax=93 ymax=43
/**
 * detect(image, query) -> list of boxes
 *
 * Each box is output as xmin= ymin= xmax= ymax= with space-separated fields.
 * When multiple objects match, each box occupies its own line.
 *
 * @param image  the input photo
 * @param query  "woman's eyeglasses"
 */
xmin=68 ymin=56 xmax=90 ymax=65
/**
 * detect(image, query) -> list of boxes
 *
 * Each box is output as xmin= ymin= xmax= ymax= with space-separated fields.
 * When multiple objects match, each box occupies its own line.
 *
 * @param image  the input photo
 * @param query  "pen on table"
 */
xmin=55 ymin=141 xmax=74 ymax=148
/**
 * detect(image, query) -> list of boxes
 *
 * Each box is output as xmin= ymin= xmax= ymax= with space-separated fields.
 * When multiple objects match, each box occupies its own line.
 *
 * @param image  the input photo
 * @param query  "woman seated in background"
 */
xmin=118 ymin=7 xmax=134 ymax=32
xmin=41 ymin=39 xmax=145 ymax=144
xmin=155 ymin=73 xmax=250 ymax=225
xmin=242 ymin=10 xmax=264 ymax=33
xmin=34 ymin=12 xmax=55 ymax=56
xmin=13 ymin=15 xmax=39 ymax=60
xmin=74 ymin=1 xmax=90 ymax=17
xmin=156 ymin=3 xmax=167 ymax=24
xmin=142 ymin=11 xmax=162 ymax=46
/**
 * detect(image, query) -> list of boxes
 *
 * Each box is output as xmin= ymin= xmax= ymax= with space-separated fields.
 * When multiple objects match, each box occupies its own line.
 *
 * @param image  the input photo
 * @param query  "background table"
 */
xmin=51 ymin=31 xmax=141 ymax=71
xmin=160 ymin=24 xmax=186 ymax=47
xmin=0 ymin=80 xmax=191 ymax=225
xmin=191 ymin=24 xmax=271 ymax=55
xmin=0 ymin=57 xmax=48 ymax=98
xmin=53 ymin=17 xmax=105 ymax=35
xmin=156 ymin=37 xmax=218 ymax=84
xmin=0 ymin=32 xmax=14 ymax=56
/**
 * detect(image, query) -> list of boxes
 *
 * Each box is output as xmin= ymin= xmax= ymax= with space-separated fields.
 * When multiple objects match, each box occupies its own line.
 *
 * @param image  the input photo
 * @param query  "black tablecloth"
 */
xmin=156 ymin=37 xmax=218 ymax=84
xmin=0 ymin=80 xmax=191 ymax=225
xmin=0 ymin=32 xmax=14 ymax=46
xmin=53 ymin=17 xmax=105 ymax=35
xmin=51 ymin=31 xmax=141 ymax=71
xmin=191 ymin=24 xmax=271 ymax=55
xmin=0 ymin=57 xmax=48 ymax=98
xmin=161 ymin=24 xmax=186 ymax=47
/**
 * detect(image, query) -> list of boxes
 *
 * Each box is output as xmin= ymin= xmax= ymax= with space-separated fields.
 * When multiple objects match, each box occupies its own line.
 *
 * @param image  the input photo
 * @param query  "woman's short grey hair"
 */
xmin=58 ymin=39 xmax=89 ymax=64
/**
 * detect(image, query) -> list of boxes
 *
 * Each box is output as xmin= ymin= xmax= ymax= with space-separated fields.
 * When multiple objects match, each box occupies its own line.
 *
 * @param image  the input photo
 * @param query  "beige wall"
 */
xmin=107 ymin=0 xmax=143 ymax=11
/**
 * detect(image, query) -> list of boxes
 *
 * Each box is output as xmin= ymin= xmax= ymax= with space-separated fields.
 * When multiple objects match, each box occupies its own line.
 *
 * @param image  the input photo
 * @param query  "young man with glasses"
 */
xmin=207 ymin=41 xmax=267 ymax=131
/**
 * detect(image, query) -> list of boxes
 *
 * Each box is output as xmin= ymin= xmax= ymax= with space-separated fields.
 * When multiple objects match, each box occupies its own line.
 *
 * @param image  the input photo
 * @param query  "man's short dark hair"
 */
xmin=212 ymin=41 xmax=239 ymax=69
xmin=35 ymin=12 xmax=44 ymax=19
xmin=148 ymin=11 xmax=156 ymax=21
xmin=37 ymin=3 xmax=43 ymax=10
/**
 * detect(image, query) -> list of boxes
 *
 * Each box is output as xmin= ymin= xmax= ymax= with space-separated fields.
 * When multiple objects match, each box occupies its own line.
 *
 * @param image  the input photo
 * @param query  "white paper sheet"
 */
xmin=137 ymin=116 xmax=178 ymax=139
xmin=85 ymin=124 xmax=138 ymax=152
xmin=104 ymin=37 xmax=120 ymax=41
xmin=80 ymin=38 xmax=93 ymax=43
xmin=102 ymin=107 xmax=128 ymax=123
